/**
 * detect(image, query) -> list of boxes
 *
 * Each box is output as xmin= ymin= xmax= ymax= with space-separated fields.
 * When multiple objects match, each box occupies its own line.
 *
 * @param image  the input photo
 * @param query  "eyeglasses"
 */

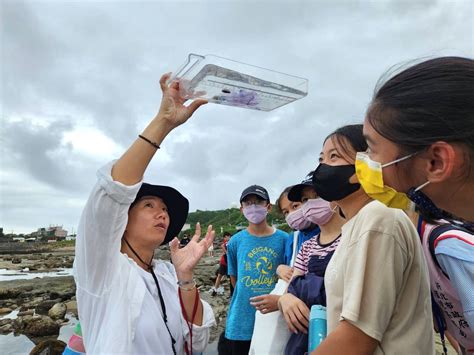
xmin=242 ymin=200 xmax=268 ymax=207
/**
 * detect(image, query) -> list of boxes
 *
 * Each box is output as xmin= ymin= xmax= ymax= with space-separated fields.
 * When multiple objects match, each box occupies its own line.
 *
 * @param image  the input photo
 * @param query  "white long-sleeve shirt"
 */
xmin=74 ymin=161 xmax=215 ymax=354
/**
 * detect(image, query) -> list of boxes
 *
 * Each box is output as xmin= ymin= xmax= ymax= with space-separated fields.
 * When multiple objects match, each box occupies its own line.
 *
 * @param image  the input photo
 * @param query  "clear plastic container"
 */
xmin=169 ymin=54 xmax=308 ymax=111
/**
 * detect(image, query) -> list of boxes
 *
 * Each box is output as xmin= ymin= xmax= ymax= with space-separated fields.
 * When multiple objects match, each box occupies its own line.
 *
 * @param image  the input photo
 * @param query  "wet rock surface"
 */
xmin=0 ymin=245 xmax=231 ymax=345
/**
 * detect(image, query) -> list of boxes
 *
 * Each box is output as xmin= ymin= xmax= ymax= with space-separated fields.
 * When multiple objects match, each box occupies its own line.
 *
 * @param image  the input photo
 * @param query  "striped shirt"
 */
xmin=294 ymin=234 xmax=341 ymax=274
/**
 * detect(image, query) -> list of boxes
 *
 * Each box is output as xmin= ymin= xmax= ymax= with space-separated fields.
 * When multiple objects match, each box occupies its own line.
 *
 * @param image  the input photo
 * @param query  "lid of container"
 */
xmin=310 ymin=305 xmax=327 ymax=320
xmin=169 ymin=53 xmax=308 ymax=111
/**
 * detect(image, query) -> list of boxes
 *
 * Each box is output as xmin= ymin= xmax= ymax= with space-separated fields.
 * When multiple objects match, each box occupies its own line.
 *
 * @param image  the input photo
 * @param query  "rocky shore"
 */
xmin=0 ymin=243 xmax=454 ymax=355
xmin=0 ymin=243 xmax=230 ymax=354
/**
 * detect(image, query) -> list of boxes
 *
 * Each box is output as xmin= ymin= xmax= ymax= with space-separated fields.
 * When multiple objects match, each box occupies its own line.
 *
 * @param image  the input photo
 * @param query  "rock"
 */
xmin=35 ymin=300 xmax=57 ymax=315
xmin=48 ymin=303 xmax=67 ymax=320
xmin=0 ymin=318 xmax=12 ymax=326
xmin=0 ymin=288 xmax=20 ymax=300
xmin=65 ymin=301 xmax=78 ymax=317
xmin=30 ymin=339 xmax=66 ymax=355
xmin=11 ymin=257 xmax=22 ymax=264
xmin=15 ymin=315 xmax=60 ymax=336
xmin=17 ymin=309 xmax=34 ymax=316
xmin=0 ymin=323 xmax=13 ymax=334
xmin=0 ymin=307 xmax=12 ymax=314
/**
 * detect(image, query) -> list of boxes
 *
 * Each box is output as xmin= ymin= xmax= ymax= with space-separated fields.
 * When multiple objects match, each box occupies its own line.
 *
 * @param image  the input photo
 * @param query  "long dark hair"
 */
xmin=367 ymin=56 xmax=474 ymax=174
xmin=324 ymin=124 xmax=368 ymax=162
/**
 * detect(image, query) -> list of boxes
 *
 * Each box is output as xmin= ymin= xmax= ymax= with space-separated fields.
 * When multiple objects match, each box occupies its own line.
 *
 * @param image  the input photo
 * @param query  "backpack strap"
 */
xmin=427 ymin=223 xmax=469 ymax=279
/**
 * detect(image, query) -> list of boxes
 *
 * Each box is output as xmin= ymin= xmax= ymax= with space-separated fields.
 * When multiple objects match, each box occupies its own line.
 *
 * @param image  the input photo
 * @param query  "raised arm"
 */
xmin=74 ymin=74 xmax=207 ymax=295
xmin=112 ymin=73 xmax=207 ymax=185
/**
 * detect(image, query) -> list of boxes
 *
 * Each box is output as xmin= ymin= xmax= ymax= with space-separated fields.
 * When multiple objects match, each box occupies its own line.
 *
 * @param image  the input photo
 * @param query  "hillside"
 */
xmin=183 ymin=206 xmax=290 ymax=241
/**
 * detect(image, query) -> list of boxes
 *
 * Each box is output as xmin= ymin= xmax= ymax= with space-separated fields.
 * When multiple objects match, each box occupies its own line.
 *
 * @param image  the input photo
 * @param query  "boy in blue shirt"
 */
xmin=222 ymin=185 xmax=288 ymax=354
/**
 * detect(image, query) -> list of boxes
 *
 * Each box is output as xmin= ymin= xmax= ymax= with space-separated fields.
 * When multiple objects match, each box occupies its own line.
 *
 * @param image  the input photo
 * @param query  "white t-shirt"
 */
xmin=325 ymin=200 xmax=435 ymax=354
xmin=74 ymin=160 xmax=215 ymax=354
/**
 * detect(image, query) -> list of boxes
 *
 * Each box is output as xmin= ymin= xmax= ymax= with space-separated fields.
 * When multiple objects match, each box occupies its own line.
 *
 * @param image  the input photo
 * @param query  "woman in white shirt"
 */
xmin=73 ymin=73 xmax=215 ymax=354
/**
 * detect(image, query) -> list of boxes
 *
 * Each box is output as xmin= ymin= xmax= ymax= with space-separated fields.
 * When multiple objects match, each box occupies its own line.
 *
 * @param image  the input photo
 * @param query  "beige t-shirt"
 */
xmin=325 ymin=200 xmax=434 ymax=355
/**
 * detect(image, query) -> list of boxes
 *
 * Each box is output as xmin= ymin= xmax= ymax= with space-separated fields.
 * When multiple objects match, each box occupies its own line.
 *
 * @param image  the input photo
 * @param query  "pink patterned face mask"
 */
xmin=243 ymin=205 xmax=268 ymax=224
xmin=301 ymin=198 xmax=334 ymax=225
xmin=285 ymin=208 xmax=313 ymax=231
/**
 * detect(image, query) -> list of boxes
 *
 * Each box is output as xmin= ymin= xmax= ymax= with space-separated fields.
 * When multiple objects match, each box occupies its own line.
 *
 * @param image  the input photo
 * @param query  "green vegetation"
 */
xmin=183 ymin=206 xmax=290 ymax=240
xmin=48 ymin=240 xmax=76 ymax=248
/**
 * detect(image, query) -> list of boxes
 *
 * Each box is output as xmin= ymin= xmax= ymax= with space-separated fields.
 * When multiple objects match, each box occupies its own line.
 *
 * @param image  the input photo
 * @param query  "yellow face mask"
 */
xmin=355 ymin=152 xmax=414 ymax=210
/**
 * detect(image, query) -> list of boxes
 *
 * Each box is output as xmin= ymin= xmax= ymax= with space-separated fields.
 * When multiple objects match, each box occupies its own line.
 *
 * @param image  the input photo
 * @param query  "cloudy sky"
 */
xmin=1 ymin=0 xmax=472 ymax=234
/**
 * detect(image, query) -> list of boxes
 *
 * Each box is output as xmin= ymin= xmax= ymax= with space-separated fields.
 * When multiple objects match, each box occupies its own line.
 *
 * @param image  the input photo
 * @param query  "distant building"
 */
xmin=12 ymin=237 xmax=25 ymax=243
xmin=31 ymin=225 xmax=68 ymax=242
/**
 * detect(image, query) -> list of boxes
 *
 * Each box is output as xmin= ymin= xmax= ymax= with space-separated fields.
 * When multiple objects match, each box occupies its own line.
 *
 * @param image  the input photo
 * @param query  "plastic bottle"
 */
xmin=308 ymin=305 xmax=327 ymax=353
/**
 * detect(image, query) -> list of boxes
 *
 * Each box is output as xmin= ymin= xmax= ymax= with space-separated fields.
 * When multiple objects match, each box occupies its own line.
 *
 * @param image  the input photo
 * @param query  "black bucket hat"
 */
xmin=288 ymin=171 xmax=315 ymax=202
xmin=131 ymin=183 xmax=189 ymax=244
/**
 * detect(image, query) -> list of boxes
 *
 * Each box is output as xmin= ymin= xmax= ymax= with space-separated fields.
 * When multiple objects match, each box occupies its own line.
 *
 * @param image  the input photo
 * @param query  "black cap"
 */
xmin=288 ymin=171 xmax=314 ymax=202
xmin=240 ymin=185 xmax=270 ymax=203
xmin=132 ymin=183 xmax=189 ymax=244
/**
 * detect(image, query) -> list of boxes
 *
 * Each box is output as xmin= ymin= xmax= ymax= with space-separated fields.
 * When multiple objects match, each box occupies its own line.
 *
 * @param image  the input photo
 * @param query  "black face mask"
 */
xmin=312 ymin=163 xmax=360 ymax=202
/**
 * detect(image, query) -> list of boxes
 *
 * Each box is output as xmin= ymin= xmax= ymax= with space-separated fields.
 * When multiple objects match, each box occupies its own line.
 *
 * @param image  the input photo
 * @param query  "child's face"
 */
xmin=241 ymin=195 xmax=269 ymax=208
xmin=279 ymin=194 xmax=302 ymax=217
xmin=300 ymin=186 xmax=318 ymax=203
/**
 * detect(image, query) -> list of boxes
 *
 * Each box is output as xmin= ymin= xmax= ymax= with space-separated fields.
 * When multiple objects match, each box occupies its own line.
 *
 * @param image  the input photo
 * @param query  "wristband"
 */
xmin=138 ymin=134 xmax=160 ymax=149
xmin=178 ymin=280 xmax=197 ymax=291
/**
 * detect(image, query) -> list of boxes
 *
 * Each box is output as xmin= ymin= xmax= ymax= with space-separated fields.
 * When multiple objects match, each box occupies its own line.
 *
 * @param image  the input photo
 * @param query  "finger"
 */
xmin=291 ymin=312 xmax=307 ymax=334
xmin=201 ymin=226 xmax=215 ymax=247
xmin=295 ymin=308 xmax=309 ymax=330
xmin=191 ymin=222 xmax=201 ymax=242
xmin=250 ymin=295 xmax=265 ymax=302
xmin=283 ymin=311 xmax=296 ymax=333
xmin=260 ymin=308 xmax=269 ymax=314
xmin=288 ymin=312 xmax=304 ymax=334
xmin=169 ymin=237 xmax=180 ymax=254
xmin=186 ymin=99 xmax=208 ymax=116
xmin=159 ymin=72 xmax=172 ymax=92
xmin=169 ymin=79 xmax=180 ymax=91
xmin=297 ymin=303 xmax=310 ymax=322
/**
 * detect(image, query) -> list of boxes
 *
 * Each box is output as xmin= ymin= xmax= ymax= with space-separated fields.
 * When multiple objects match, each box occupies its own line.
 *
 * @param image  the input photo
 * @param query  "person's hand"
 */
xmin=276 ymin=264 xmax=293 ymax=283
xmin=250 ymin=294 xmax=280 ymax=314
xmin=278 ymin=293 xmax=309 ymax=334
xmin=170 ymin=223 xmax=214 ymax=280
xmin=155 ymin=73 xmax=208 ymax=130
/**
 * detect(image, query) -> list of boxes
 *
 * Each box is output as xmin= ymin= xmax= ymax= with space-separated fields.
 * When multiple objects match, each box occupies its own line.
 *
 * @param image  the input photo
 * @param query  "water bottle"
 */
xmin=308 ymin=305 xmax=327 ymax=353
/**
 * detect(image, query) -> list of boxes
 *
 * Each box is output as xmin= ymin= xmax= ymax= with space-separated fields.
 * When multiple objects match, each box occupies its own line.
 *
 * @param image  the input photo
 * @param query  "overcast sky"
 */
xmin=1 ymin=0 xmax=472 ymax=234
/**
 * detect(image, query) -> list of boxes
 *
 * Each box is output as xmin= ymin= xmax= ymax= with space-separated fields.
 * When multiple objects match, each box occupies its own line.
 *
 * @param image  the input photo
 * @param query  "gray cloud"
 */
xmin=1 ymin=0 xmax=472 ymax=233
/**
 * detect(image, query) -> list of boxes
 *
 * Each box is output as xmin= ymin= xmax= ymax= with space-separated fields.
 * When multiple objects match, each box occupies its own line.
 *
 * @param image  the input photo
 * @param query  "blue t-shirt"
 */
xmin=283 ymin=226 xmax=320 ymax=266
xmin=225 ymin=228 xmax=288 ymax=340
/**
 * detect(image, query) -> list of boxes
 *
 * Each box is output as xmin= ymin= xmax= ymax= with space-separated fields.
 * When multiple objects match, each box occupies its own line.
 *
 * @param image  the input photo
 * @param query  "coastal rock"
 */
xmin=0 ymin=288 xmax=20 ymax=300
xmin=65 ymin=300 xmax=78 ymax=317
xmin=0 ymin=307 xmax=12 ymax=314
xmin=48 ymin=303 xmax=67 ymax=320
xmin=15 ymin=314 xmax=60 ymax=336
xmin=30 ymin=339 xmax=66 ymax=355
xmin=36 ymin=300 xmax=58 ymax=315
xmin=0 ymin=322 xmax=13 ymax=334
xmin=0 ymin=318 xmax=13 ymax=327
xmin=17 ymin=309 xmax=34 ymax=316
